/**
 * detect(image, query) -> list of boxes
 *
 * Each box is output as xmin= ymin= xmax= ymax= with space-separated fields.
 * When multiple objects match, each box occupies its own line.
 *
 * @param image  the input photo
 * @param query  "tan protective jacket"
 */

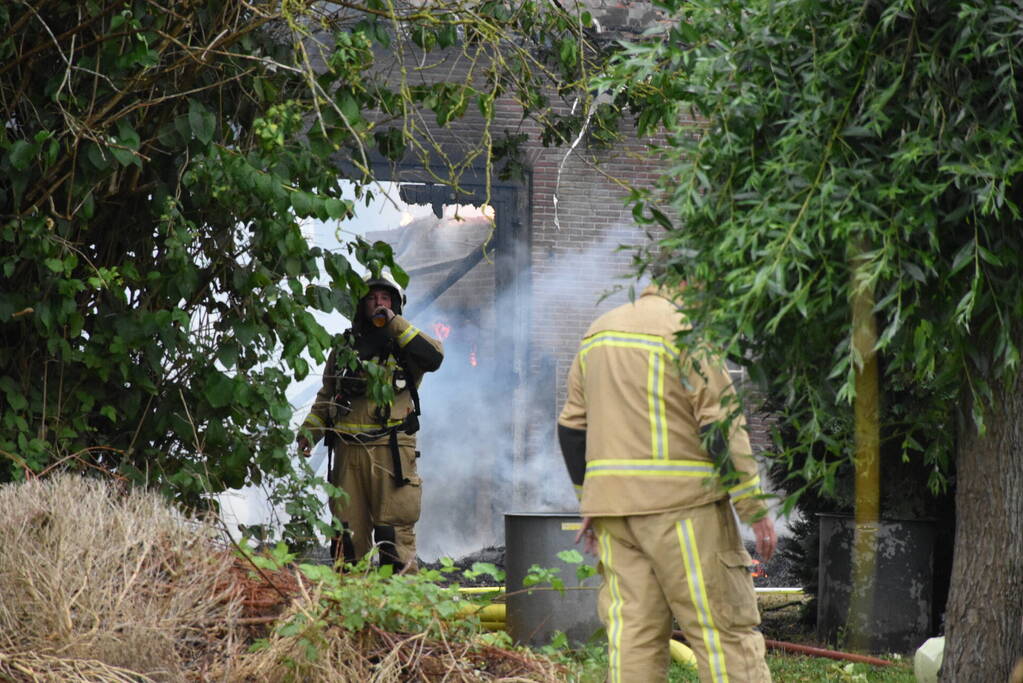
xmin=301 ymin=315 xmax=443 ymax=446
xmin=558 ymin=285 xmax=767 ymax=522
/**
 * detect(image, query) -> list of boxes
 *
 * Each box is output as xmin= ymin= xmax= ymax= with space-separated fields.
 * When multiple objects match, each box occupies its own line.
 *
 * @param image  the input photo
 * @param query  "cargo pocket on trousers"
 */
xmin=713 ymin=549 xmax=761 ymax=629
xmin=381 ymin=448 xmax=421 ymax=525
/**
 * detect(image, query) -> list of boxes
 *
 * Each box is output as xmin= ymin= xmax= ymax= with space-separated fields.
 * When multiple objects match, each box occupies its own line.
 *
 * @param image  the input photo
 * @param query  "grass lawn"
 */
xmin=670 ymin=652 xmax=915 ymax=681
xmin=567 ymin=638 xmax=915 ymax=682
xmin=569 ymin=649 xmax=914 ymax=682
xmin=567 ymin=646 xmax=915 ymax=682
xmin=757 ymin=653 xmax=915 ymax=682
xmin=566 ymin=592 xmax=918 ymax=682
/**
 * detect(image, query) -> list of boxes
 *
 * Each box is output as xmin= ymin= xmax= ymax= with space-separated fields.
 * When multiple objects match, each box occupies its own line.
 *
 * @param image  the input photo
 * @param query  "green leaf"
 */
xmin=86 ymin=142 xmax=109 ymax=170
xmin=217 ymin=341 xmax=240 ymax=369
xmin=676 ymin=19 xmax=700 ymax=43
xmin=0 ymin=376 xmax=28 ymax=411
xmin=556 ymin=549 xmax=584 ymax=564
xmin=234 ymin=321 xmax=260 ymax=346
xmin=372 ymin=21 xmax=391 ymax=48
xmin=949 ymin=241 xmax=975 ymax=276
xmin=188 ymin=99 xmax=216 ymax=145
xmin=648 ymin=207 xmax=674 ymax=230
xmin=7 ymin=140 xmax=36 ymax=170
xmin=337 ymin=91 xmax=361 ymax=124
xmin=977 ymin=246 xmax=1003 ymax=267
xmin=324 ymin=198 xmax=350 ymax=220
xmin=116 ymin=120 xmax=141 ymax=149
xmin=291 ymin=190 xmax=316 ymax=218
xmin=841 ymin=126 xmax=873 ymax=138
xmin=109 ymin=146 xmax=134 ymax=167
xmin=477 ymin=93 xmax=493 ymax=119
xmin=111 ymin=120 xmax=141 ymax=167
xmin=300 ymin=563 xmax=337 ymax=583
xmin=437 ymin=23 xmax=457 ymax=48
xmin=558 ymin=38 xmax=578 ymax=69
xmin=173 ymin=113 xmax=192 ymax=141
xmin=203 ymin=372 xmax=235 ymax=409
xmin=903 ymin=261 xmax=926 ymax=283
xmin=205 ymin=420 xmax=228 ymax=447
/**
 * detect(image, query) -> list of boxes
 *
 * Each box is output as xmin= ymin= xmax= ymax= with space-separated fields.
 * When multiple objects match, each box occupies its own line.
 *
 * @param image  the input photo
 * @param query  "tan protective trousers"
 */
xmin=593 ymin=499 xmax=771 ymax=683
xmin=329 ymin=440 xmax=422 ymax=568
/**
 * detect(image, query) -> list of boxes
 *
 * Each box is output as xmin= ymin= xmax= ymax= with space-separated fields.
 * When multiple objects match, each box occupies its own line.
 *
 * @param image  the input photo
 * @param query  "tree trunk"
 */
xmin=942 ymin=369 xmax=1023 ymax=681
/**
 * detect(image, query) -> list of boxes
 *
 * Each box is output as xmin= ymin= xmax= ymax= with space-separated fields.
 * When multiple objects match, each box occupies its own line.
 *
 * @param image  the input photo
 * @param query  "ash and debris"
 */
xmin=298 ymin=544 xmax=508 ymax=587
xmin=303 ymin=536 xmax=803 ymax=589
xmin=419 ymin=545 xmax=506 ymax=587
xmin=745 ymin=536 xmax=802 ymax=588
xmin=420 ymin=538 xmax=802 ymax=589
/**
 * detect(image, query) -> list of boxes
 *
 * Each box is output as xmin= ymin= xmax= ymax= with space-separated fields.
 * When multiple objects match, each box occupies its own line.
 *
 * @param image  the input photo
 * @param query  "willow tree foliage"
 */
xmin=604 ymin=0 xmax=1023 ymax=678
xmin=0 ymin=1 xmax=609 ymax=516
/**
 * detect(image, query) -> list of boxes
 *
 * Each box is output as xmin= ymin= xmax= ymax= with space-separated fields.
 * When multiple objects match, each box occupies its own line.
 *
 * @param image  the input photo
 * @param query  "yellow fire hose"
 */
xmin=454 ymin=584 xmax=797 ymax=658
xmin=457 ymin=586 xmax=505 ymax=595
xmin=456 ymin=588 xmax=701 ymax=660
xmin=669 ymin=638 xmax=697 ymax=665
xmin=456 ymin=587 xmax=506 ymax=631
xmin=455 ymin=586 xmax=794 ymax=663
xmin=455 ymin=602 xmax=505 ymax=622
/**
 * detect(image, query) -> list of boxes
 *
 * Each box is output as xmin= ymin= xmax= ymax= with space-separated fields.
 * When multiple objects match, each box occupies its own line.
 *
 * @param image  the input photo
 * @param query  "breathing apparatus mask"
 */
xmin=356 ymin=270 xmax=406 ymax=329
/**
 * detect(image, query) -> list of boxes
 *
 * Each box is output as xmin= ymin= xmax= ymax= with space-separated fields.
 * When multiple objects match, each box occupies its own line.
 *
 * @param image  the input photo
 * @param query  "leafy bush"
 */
xmin=0 ymin=0 xmax=617 ymax=523
xmin=234 ymin=548 xmax=572 ymax=681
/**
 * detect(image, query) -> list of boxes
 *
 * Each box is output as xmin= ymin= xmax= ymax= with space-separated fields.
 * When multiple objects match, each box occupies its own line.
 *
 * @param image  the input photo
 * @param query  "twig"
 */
xmin=237 ymin=615 xmax=280 ymax=625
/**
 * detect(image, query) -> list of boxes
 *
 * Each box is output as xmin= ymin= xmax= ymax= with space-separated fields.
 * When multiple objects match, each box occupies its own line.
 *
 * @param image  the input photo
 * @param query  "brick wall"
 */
xmin=324 ymin=5 xmax=777 ymax=523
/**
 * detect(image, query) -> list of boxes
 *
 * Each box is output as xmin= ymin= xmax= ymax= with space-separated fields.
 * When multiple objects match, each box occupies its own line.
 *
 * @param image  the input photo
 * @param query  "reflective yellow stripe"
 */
xmin=396 ymin=325 xmax=420 ymax=348
xmin=728 ymin=475 xmax=762 ymax=503
xmin=647 ymin=351 xmax=658 ymax=458
xmin=652 ymin=351 xmax=668 ymax=458
xmin=677 ymin=519 xmax=729 ymax=682
xmin=580 ymin=332 xmax=675 ymax=459
xmin=662 ymin=351 xmax=671 ymax=453
xmin=304 ymin=414 xmax=325 ymax=429
xmin=597 ymin=526 xmax=624 ymax=683
xmin=577 ymin=330 xmax=678 ymax=372
xmin=334 ymin=419 xmax=404 ymax=433
xmin=586 ymin=458 xmax=716 ymax=478
xmin=573 ymin=484 xmax=583 ymax=500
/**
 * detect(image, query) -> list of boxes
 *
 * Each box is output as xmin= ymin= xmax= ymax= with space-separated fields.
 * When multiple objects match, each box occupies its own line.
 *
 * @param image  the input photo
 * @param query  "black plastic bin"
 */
xmin=504 ymin=512 xmax=603 ymax=647
xmin=817 ymin=513 xmax=936 ymax=653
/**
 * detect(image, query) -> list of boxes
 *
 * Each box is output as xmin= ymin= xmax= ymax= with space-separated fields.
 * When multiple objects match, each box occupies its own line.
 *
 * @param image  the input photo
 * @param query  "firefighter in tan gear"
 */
xmin=297 ymin=272 xmax=443 ymax=572
xmin=558 ymin=282 xmax=776 ymax=683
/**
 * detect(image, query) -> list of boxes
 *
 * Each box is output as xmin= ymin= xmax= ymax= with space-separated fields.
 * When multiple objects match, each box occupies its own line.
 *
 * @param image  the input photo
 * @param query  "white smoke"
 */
xmin=221 ymin=183 xmax=768 ymax=561
xmin=411 ymin=222 xmax=650 ymax=561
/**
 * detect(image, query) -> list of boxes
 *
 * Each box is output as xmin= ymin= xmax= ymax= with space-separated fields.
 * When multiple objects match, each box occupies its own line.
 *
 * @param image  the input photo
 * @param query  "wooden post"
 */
xmin=848 ymin=242 xmax=880 ymax=650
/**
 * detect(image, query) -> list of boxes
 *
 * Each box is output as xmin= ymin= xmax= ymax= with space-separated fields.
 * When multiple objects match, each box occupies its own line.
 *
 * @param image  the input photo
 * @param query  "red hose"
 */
xmin=671 ymin=631 xmax=897 ymax=668
xmin=762 ymin=639 xmax=896 ymax=668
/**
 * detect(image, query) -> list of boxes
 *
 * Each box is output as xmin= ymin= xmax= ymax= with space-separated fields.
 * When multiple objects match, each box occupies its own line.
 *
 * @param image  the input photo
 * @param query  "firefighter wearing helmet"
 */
xmin=297 ymin=269 xmax=443 ymax=572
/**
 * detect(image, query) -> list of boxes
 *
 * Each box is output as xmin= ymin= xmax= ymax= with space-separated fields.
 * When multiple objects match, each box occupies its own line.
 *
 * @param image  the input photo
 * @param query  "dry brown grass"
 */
xmin=0 ymin=651 xmax=156 ymax=682
xmin=0 ymin=474 xmax=569 ymax=682
xmin=0 ymin=474 xmax=246 ymax=682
